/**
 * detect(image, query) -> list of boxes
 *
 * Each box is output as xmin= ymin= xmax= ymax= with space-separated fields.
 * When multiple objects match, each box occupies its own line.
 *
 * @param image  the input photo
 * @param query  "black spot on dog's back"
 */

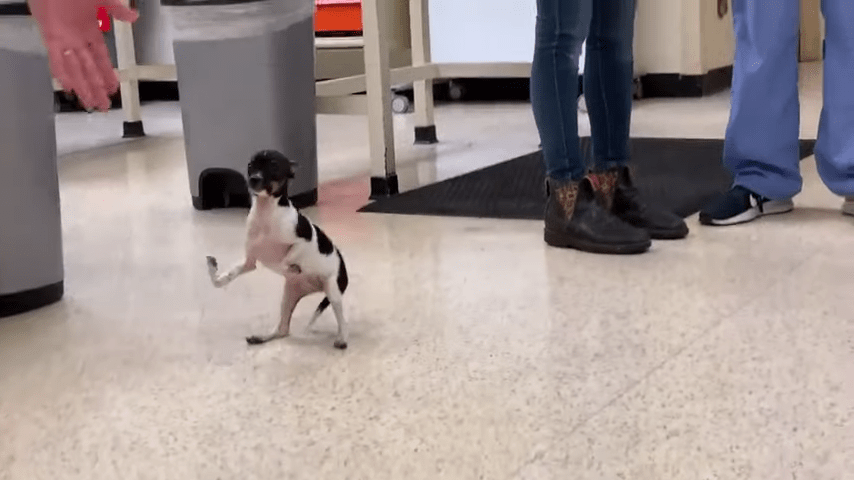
xmin=336 ymin=250 xmax=349 ymax=293
xmin=314 ymin=225 xmax=334 ymax=255
xmin=295 ymin=214 xmax=313 ymax=241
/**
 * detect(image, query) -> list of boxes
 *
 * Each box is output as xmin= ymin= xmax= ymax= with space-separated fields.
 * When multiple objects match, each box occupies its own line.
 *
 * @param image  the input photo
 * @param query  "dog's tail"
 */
xmin=315 ymin=297 xmax=331 ymax=314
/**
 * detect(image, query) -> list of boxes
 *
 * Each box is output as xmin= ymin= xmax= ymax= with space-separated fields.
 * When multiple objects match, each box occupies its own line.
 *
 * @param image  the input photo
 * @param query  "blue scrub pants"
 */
xmin=724 ymin=0 xmax=854 ymax=199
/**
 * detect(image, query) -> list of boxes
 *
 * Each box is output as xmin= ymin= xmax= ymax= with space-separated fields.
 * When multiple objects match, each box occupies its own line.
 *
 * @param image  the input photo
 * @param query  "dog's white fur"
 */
xmin=206 ymin=152 xmax=349 ymax=349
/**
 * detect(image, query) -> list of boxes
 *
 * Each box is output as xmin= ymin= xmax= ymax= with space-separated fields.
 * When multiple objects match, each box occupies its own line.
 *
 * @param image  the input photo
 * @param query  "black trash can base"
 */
xmin=0 ymin=282 xmax=64 ymax=319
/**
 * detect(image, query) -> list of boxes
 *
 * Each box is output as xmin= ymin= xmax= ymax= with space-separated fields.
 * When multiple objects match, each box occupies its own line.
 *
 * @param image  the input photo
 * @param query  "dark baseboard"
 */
xmin=0 ymin=3 xmax=30 ymax=15
xmin=0 ymin=281 xmax=64 ymax=318
xmin=640 ymin=65 xmax=733 ymax=98
xmin=138 ymin=81 xmax=180 ymax=102
xmin=55 ymin=81 xmax=180 ymax=114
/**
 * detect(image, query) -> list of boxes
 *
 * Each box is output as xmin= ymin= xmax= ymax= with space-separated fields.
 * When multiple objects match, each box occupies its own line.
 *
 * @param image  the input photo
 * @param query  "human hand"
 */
xmin=27 ymin=0 xmax=138 ymax=111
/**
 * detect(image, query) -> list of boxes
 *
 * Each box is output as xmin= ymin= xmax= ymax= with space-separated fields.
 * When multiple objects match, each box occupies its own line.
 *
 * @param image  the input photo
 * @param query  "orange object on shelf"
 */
xmin=315 ymin=0 xmax=362 ymax=34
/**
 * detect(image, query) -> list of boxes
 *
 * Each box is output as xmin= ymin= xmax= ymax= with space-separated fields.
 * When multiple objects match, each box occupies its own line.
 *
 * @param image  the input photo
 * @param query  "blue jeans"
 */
xmin=531 ymin=0 xmax=637 ymax=182
xmin=725 ymin=0 xmax=854 ymax=199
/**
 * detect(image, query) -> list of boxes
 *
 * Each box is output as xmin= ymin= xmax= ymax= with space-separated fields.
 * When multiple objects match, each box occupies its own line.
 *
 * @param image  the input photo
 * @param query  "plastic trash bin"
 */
xmin=162 ymin=0 xmax=318 ymax=210
xmin=0 ymin=4 xmax=65 ymax=318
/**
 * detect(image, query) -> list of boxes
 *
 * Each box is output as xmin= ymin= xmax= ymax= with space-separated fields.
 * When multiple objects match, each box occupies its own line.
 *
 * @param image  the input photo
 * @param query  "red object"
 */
xmin=315 ymin=0 xmax=362 ymax=34
xmin=96 ymin=6 xmax=111 ymax=33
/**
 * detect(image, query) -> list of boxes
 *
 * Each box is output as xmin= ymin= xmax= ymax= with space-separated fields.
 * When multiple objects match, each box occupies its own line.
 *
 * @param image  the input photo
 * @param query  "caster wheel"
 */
xmin=577 ymin=95 xmax=588 ymax=113
xmin=448 ymin=80 xmax=465 ymax=101
xmin=392 ymin=94 xmax=411 ymax=114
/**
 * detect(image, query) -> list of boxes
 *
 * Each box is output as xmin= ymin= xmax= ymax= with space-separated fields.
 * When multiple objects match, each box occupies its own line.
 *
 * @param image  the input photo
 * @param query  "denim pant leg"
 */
xmin=584 ymin=0 xmax=636 ymax=172
xmin=530 ymin=0 xmax=592 ymax=182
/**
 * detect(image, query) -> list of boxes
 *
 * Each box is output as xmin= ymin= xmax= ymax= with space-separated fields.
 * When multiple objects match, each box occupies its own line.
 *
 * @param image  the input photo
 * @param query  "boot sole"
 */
xmin=544 ymin=228 xmax=651 ymax=255
xmin=648 ymin=223 xmax=690 ymax=240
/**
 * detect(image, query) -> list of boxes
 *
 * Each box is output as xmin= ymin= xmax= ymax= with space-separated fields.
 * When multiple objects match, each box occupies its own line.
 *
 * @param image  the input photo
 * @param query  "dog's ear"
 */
xmin=285 ymin=158 xmax=298 ymax=179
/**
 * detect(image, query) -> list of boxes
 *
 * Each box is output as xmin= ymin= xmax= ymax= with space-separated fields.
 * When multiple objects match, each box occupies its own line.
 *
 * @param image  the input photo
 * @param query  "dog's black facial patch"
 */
xmin=336 ymin=250 xmax=349 ymax=293
xmin=295 ymin=213 xmax=313 ymax=241
xmin=314 ymin=225 xmax=334 ymax=255
xmin=247 ymin=150 xmax=297 ymax=197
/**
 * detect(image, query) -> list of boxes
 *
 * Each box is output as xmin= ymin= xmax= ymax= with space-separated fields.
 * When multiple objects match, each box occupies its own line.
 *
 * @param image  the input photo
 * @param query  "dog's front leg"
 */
xmin=246 ymin=280 xmax=305 ymax=345
xmin=206 ymin=256 xmax=256 ymax=288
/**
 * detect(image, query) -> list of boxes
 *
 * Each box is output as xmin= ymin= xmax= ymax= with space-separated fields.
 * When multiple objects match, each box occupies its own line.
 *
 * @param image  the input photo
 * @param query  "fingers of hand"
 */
xmin=103 ymin=3 xmax=139 ymax=23
xmin=54 ymin=39 xmax=115 ymax=111
xmin=47 ymin=43 xmax=73 ymax=92
xmin=77 ymin=45 xmax=112 ymax=110
xmin=60 ymin=48 xmax=101 ymax=110
xmin=88 ymin=37 xmax=119 ymax=95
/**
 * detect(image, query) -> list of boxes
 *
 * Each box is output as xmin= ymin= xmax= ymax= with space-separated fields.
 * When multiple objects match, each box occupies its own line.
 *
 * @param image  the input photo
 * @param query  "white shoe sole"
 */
xmin=706 ymin=199 xmax=795 ymax=226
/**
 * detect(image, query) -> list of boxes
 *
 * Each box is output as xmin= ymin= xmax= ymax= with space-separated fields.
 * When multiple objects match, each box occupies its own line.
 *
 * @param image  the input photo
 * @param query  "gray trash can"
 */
xmin=162 ymin=0 xmax=318 ymax=210
xmin=0 ymin=4 xmax=64 ymax=317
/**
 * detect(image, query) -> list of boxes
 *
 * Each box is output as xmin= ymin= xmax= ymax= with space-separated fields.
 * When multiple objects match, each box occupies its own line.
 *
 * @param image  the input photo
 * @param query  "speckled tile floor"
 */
xmin=1 ymin=62 xmax=852 ymax=480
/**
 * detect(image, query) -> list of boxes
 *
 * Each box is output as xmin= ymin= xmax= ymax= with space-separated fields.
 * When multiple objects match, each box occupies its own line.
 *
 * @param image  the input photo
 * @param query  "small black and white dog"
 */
xmin=206 ymin=150 xmax=350 ymax=349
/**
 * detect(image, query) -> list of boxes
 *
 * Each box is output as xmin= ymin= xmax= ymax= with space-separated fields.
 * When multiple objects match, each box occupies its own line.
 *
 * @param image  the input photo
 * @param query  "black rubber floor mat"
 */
xmin=359 ymin=138 xmax=816 ymax=220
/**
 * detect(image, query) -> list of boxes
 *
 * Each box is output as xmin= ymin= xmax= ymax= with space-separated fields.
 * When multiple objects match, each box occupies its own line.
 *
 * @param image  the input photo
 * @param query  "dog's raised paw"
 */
xmin=206 ymin=256 xmax=218 ymax=269
xmin=333 ymin=340 xmax=348 ymax=350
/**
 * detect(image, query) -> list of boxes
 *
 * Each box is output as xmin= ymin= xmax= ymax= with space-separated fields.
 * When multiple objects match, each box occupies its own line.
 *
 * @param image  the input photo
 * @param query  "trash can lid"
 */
xmin=161 ymin=0 xmax=266 ymax=6
xmin=0 ymin=2 xmax=30 ymax=15
xmin=164 ymin=0 xmax=315 ymax=42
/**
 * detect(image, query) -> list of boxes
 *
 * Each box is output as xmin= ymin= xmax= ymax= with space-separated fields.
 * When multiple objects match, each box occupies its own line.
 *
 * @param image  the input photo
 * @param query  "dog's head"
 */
xmin=247 ymin=150 xmax=297 ymax=197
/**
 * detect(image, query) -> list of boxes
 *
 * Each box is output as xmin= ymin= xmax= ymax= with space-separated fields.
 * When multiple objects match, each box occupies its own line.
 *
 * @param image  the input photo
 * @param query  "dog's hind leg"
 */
xmin=323 ymin=279 xmax=348 ymax=350
xmin=246 ymin=280 xmax=305 ymax=345
xmin=207 ymin=256 xmax=256 ymax=288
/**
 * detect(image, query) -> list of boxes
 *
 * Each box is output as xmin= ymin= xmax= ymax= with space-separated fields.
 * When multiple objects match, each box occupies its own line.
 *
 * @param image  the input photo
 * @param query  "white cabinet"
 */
xmin=428 ymin=0 xmax=537 ymax=64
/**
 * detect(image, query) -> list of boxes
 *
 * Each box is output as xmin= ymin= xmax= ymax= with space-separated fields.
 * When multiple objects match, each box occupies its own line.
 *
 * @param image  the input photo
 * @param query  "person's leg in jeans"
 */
xmin=531 ymin=0 xmax=651 ymax=254
xmin=815 ymin=0 xmax=854 ymax=215
xmin=584 ymin=0 xmax=634 ymax=174
xmin=700 ymin=0 xmax=800 ymax=226
xmin=583 ymin=0 xmax=688 ymax=239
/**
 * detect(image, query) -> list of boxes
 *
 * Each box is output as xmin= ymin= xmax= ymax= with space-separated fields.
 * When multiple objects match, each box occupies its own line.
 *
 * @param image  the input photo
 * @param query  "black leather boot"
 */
xmin=588 ymin=166 xmax=689 ymax=240
xmin=544 ymin=177 xmax=651 ymax=255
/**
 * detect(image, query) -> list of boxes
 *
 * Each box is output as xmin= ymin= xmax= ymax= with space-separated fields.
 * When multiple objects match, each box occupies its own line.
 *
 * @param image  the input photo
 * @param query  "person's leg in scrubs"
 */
xmin=815 ymin=0 xmax=854 ymax=212
xmin=701 ymin=0 xmax=854 ymax=226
